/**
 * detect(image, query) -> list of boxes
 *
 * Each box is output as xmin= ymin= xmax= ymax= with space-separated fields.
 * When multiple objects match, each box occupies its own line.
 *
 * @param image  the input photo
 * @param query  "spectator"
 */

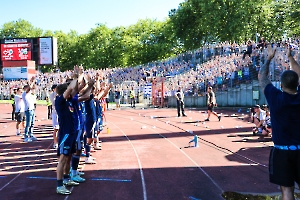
xmin=114 ymin=88 xmax=121 ymax=109
xmin=243 ymin=40 xmax=253 ymax=59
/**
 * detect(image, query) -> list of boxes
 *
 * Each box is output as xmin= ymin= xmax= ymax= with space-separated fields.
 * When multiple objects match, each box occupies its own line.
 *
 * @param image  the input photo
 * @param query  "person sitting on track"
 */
xmin=251 ymin=104 xmax=266 ymax=135
xmin=261 ymin=105 xmax=272 ymax=137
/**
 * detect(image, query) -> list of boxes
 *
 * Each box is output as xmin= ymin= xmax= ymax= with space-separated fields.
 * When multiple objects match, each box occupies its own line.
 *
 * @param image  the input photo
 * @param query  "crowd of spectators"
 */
xmin=1 ymin=36 xmax=300 ymax=101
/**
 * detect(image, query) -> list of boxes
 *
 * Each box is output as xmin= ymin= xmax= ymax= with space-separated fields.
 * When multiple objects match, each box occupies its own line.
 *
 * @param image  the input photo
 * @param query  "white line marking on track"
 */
xmin=148 ymin=126 xmax=224 ymax=193
xmin=109 ymin=121 xmax=147 ymax=200
xmin=108 ymin=113 xmax=224 ymax=193
xmin=0 ymin=142 xmax=53 ymax=192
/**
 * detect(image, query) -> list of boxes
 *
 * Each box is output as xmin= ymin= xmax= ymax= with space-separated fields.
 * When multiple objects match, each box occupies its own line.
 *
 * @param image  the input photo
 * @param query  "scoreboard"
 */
xmin=1 ymin=43 xmax=32 ymax=61
xmin=0 ymin=37 xmax=58 ymax=65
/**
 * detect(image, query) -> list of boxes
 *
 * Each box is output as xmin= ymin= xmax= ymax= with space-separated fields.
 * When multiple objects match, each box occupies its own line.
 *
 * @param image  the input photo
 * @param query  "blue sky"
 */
xmin=0 ymin=0 xmax=183 ymax=34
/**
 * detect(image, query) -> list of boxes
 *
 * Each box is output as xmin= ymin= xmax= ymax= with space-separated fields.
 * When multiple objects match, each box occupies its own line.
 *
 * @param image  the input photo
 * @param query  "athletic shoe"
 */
xmin=182 ymin=114 xmax=187 ymax=117
xmin=93 ymin=144 xmax=102 ymax=150
xmin=56 ymin=185 xmax=71 ymax=195
xmin=85 ymin=157 xmax=97 ymax=164
xmin=204 ymin=118 xmax=210 ymax=121
xmin=16 ymin=132 xmax=21 ymax=136
xmin=81 ymin=152 xmax=86 ymax=157
xmin=30 ymin=135 xmax=38 ymax=141
xmin=53 ymin=143 xmax=58 ymax=149
xmin=89 ymin=156 xmax=96 ymax=160
xmin=24 ymin=138 xmax=32 ymax=142
xmin=77 ymin=171 xmax=85 ymax=176
xmin=71 ymin=175 xmax=85 ymax=183
xmin=63 ymin=179 xmax=79 ymax=186
xmin=97 ymin=142 xmax=102 ymax=146
xmin=218 ymin=115 xmax=221 ymax=121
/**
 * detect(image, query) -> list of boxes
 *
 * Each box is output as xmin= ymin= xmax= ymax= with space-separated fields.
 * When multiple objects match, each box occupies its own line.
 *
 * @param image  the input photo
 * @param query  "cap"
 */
xmin=253 ymin=105 xmax=260 ymax=108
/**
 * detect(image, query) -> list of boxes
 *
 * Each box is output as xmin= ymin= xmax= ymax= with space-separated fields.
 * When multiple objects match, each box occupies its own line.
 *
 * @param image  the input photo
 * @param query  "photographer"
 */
xmin=251 ymin=105 xmax=266 ymax=135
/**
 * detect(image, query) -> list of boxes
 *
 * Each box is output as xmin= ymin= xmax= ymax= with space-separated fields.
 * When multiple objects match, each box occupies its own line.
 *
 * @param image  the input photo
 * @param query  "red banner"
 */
xmin=1 ymin=43 xmax=32 ymax=61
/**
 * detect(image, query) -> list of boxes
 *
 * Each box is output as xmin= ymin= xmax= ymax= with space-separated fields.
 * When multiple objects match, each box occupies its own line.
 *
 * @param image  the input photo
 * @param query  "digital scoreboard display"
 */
xmin=1 ymin=43 xmax=32 ymax=61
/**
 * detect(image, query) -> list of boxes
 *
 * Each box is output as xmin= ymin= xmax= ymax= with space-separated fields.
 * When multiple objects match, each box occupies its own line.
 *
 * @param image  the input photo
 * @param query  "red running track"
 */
xmin=0 ymin=104 xmax=284 ymax=200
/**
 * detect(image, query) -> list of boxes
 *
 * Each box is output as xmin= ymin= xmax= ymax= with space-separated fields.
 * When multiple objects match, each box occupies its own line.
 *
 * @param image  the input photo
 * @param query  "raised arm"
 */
xmin=287 ymin=46 xmax=300 ymax=76
xmin=63 ymin=79 xmax=78 ymax=99
xmin=78 ymin=79 xmax=95 ymax=102
xmin=258 ymin=45 xmax=276 ymax=91
xmin=95 ymin=83 xmax=113 ymax=100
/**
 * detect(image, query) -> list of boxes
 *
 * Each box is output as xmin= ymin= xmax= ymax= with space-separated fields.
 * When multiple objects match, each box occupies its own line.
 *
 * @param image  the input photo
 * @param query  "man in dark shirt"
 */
xmin=175 ymin=87 xmax=186 ymax=117
xmin=11 ymin=88 xmax=17 ymax=120
xmin=55 ymin=79 xmax=79 ymax=195
xmin=205 ymin=87 xmax=221 ymax=121
xmin=258 ymin=44 xmax=300 ymax=200
xmin=243 ymin=40 xmax=253 ymax=59
xmin=115 ymin=88 xmax=121 ymax=109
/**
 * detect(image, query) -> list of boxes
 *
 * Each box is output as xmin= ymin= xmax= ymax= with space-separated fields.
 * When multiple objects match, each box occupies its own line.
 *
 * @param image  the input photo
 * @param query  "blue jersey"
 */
xmin=55 ymin=95 xmax=76 ymax=135
xmin=79 ymin=102 xmax=86 ymax=129
xmin=264 ymin=84 xmax=300 ymax=145
xmin=72 ymin=94 xmax=80 ymax=131
xmin=95 ymin=99 xmax=102 ymax=119
xmin=85 ymin=94 xmax=96 ymax=124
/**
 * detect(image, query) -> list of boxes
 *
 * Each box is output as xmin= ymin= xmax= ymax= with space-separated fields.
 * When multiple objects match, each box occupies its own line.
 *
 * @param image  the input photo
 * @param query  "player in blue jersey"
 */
xmin=258 ymin=44 xmax=300 ymax=200
xmin=55 ymin=79 xmax=79 ymax=195
xmin=84 ymin=91 xmax=97 ymax=164
xmin=55 ymin=67 xmax=94 ymax=195
xmin=70 ymin=77 xmax=95 ymax=181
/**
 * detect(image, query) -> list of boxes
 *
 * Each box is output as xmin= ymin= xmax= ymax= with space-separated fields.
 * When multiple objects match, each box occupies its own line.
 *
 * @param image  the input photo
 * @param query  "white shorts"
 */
xmin=115 ymin=99 xmax=120 ymax=104
xmin=52 ymin=112 xmax=59 ymax=129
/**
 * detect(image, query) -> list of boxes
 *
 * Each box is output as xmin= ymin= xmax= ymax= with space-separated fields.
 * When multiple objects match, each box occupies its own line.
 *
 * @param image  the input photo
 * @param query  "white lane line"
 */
xmin=109 ymin=121 xmax=147 ymax=200
xmin=109 ymin=113 xmax=223 ymax=193
xmin=0 ymin=142 xmax=53 ymax=192
xmin=148 ymin=126 xmax=224 ymax=193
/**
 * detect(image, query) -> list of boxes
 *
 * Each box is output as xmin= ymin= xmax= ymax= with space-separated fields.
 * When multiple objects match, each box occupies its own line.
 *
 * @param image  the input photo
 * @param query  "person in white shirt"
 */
xmin=49 ymin=84 xmax=59 ymax=149
xmin=14 ymin=87 xmax=25 ymax=136
xmin=22 ymin=80 xmax=37 ymax=142
xmin=251 ymin=104 xmax=266 ymax=135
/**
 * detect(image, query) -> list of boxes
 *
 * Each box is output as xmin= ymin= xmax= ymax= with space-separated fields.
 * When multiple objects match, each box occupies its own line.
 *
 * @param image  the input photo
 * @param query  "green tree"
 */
xmin=0 ymin=19 xmax=43 ymax=38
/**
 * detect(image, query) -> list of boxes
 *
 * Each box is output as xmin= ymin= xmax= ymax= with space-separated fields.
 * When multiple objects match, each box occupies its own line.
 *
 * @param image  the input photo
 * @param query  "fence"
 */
xmin=164 ymin=81 xmax=269 ymax=108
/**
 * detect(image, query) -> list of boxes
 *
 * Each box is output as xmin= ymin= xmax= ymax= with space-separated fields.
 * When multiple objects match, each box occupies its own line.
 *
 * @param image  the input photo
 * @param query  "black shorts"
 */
xmin=15 ymin=112 xmax=25 ymax=122
xmin=207 ymin=103 xmax=214 ymax=112
xmin=269 ymin=147 xmax=300 ymax=187
xmin=57 ymin=133 xmax=76 ymax=156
